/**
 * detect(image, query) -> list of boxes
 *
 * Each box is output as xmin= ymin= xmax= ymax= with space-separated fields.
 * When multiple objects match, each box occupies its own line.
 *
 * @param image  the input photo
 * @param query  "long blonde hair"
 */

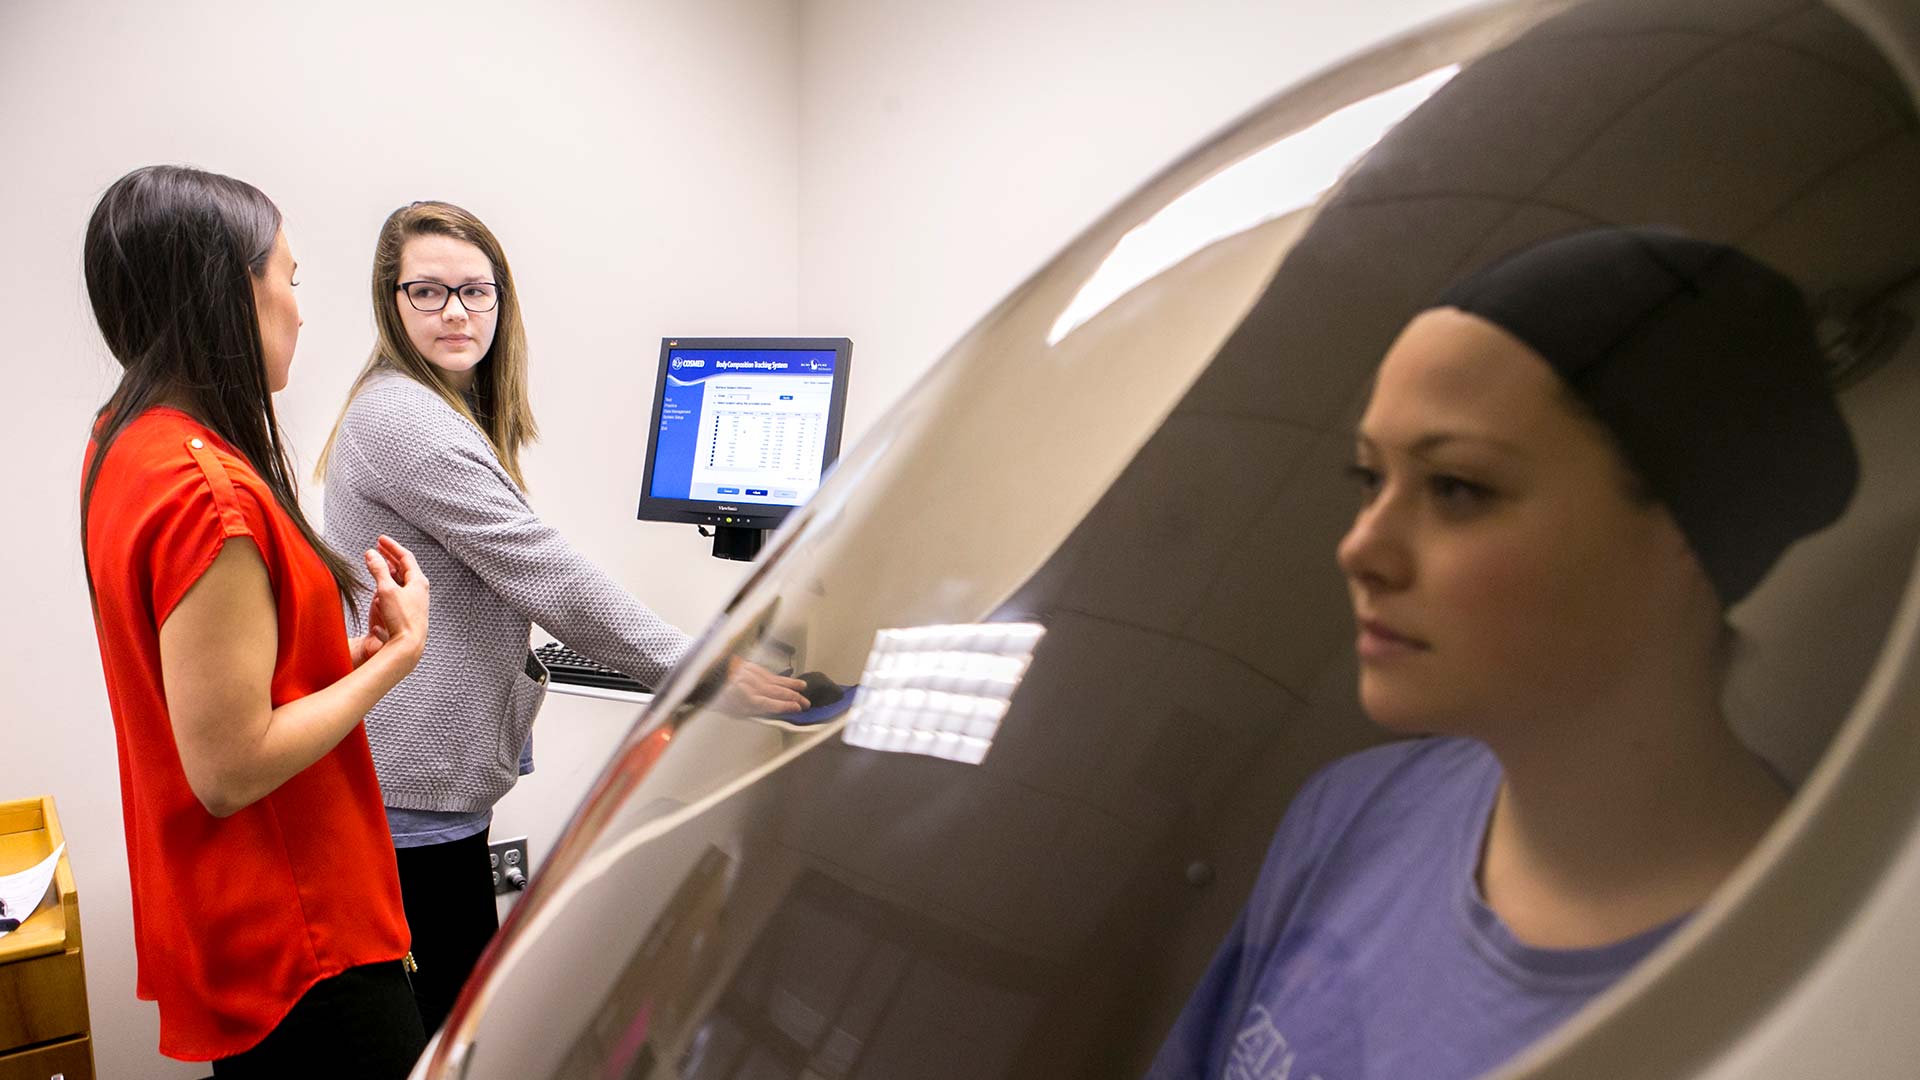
xmin=317 ymin=201 xmax=538 ymax=487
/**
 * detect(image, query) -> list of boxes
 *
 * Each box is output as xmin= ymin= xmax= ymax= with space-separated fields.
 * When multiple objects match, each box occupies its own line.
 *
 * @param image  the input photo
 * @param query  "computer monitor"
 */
xmin=636 ymin=337 xmax=852 ymax=535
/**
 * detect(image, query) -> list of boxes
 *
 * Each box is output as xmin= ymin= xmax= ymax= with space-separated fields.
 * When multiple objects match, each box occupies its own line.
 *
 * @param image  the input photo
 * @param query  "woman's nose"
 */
xmin=1337 ymin=495 xmax=1411 ymax=591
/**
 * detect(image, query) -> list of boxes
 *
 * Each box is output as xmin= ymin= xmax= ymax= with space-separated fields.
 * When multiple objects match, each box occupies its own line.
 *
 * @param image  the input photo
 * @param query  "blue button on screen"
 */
xmin=746 ymin=489 xmax=769 ymax=497
xmin=716 ymin=487 xmax=741 ymax=495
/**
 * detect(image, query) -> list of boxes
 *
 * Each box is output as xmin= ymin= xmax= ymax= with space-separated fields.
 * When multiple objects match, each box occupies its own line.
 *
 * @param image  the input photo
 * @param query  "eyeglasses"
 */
xmin=397 ymin=280 xmax=501 ymax=313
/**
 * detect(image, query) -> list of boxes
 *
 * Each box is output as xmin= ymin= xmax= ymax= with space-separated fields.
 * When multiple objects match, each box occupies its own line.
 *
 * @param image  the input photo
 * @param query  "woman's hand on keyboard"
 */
xmin=714 ymin=657 xmax=810 ymax=715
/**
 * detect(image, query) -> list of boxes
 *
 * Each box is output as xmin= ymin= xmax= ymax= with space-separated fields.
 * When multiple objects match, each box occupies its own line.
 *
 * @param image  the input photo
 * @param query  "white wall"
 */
xmin=0 ymin=0 xmax=1473 ymax=1075
xmin=796 ymin=0 xmax=1476 ymax=440
xmin=490 ymin=688 xmax=642 ymax=922
xmin=0 ymin=1 xmax=798 ymax=1075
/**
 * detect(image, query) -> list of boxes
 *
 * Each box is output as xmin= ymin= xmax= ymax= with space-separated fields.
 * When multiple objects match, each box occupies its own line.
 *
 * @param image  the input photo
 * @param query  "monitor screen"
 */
xmin=637 ymin=337 xmax=852 ymax=530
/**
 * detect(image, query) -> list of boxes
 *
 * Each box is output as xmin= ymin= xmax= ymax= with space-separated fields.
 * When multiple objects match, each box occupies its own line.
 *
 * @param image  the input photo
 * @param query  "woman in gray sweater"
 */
xmin=317 ymin=201 xmax=808 ymax=1033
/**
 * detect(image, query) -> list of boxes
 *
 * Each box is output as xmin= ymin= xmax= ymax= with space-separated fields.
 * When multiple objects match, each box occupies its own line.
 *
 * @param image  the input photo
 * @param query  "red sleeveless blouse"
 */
xmin=84 ymin=408 xmax=409 ymax=1060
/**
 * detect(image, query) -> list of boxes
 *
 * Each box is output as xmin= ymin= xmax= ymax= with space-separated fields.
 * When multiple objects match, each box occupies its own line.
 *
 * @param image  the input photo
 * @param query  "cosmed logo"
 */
xmin=670 ymin=355 xmax=706 ymax=371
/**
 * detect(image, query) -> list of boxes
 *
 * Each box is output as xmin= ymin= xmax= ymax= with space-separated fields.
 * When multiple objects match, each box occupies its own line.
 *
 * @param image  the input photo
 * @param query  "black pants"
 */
xmin=394 ymin=829 xmax=502 ymax=1034
xmin=211 ymin=961 xmax=425 ymax=1078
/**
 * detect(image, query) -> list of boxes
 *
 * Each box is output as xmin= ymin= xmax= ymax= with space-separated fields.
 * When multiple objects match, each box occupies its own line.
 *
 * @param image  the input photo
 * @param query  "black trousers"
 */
xmin=394 ymin=829 xmax=502 ymax=1034
xmin=211 ymin=961 xmax=425 ymax=1079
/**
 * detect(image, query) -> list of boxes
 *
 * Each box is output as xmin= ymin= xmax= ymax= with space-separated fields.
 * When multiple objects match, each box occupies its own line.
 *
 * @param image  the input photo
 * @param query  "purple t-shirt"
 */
xmin=1147 ymin=737 xmax=1682 ymax=1080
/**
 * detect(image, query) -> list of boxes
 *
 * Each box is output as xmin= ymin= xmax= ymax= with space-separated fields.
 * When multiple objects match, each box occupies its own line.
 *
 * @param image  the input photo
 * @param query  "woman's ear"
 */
xmin=1658 ymin=509 xmax=1730 ymax=661
xmin=1646 ymin=501 xmax=1723 ymax=616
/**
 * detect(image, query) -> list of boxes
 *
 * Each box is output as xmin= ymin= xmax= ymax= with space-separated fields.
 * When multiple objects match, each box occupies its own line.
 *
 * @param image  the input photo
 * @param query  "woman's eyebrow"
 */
xmin=1354 ymin=430 xmax=1525 ymax=457
xmin=1410 ymin=431 xmax=1524 ymax=457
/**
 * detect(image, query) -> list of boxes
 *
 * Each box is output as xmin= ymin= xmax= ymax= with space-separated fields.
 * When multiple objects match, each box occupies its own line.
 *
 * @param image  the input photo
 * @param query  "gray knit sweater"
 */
xmin=323 ymin=370 xmax=691 ymax=812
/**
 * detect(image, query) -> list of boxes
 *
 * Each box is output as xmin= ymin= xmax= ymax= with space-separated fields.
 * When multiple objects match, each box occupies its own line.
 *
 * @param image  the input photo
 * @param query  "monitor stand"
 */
xmin=711 ymin=525 xmax=766 ymax=562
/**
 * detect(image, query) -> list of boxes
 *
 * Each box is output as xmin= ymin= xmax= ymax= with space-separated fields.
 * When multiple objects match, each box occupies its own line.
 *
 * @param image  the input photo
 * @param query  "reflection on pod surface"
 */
xmin=419 ymin=1 xmax=1920 ymax=1078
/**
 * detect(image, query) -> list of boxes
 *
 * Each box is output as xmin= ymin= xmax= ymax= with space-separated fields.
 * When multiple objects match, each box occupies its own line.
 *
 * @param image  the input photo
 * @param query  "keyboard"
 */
xmin=532 ymin=643 xmax=650 ymax=695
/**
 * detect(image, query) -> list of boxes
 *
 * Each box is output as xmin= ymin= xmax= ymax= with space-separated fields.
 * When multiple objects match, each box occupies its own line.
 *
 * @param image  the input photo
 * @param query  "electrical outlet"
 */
xmin=489 ymin=836 xmax=530 ymax=895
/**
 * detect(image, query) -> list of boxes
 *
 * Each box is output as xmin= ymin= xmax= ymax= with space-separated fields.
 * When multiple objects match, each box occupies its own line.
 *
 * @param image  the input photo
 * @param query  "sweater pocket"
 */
xmin=498 ymin=662 xmax=550 ymax=774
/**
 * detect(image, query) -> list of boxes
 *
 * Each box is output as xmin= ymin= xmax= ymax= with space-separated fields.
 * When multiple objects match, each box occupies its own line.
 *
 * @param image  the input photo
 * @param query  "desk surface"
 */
xmin=548 ymin=681 xmax=652 ymax=707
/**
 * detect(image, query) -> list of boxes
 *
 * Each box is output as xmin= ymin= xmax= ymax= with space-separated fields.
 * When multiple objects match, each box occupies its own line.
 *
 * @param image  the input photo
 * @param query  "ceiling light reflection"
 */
xmin=1047 ymin=64 xmax=1460 ymax=346
xmin=842 ymin=622 xmax=1046 ymax=765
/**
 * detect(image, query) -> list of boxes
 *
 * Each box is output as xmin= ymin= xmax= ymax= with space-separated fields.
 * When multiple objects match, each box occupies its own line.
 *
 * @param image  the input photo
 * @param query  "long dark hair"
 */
xmin=81 ymin=165 xmax=356 ymax=606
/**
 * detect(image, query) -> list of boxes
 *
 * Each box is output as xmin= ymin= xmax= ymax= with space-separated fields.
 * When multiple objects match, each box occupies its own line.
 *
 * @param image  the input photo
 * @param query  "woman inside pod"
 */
xmin=316 ymin=201 xmax=811 ymax=1034
xmin=1150 ymin=227 xmax=1858 ymax=1079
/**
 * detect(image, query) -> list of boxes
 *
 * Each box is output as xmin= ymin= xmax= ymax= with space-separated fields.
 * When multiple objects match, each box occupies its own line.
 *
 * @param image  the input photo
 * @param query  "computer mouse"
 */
xmin=797 ymin=671 xmax=844 ymax=709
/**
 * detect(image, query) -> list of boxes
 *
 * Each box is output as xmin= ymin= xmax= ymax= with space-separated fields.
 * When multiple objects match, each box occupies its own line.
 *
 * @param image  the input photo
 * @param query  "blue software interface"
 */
xmin=650 ymin=347 xmax=839 ymax=505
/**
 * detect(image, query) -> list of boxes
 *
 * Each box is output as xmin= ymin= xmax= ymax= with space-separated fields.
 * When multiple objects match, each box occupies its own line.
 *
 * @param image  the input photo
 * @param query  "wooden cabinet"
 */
xmin=0 ymin=797 xmax=92 ymax=1080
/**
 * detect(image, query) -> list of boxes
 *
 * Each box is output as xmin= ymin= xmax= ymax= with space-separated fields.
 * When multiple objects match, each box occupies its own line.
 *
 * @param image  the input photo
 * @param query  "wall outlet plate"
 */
xmin=489 ymin=836 xmax=530 ymax=896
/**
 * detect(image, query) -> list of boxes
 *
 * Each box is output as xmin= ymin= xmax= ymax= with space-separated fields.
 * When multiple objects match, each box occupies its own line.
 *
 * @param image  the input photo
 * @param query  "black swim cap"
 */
xmin=1436 ymin=227 xmax=1859 ymax=607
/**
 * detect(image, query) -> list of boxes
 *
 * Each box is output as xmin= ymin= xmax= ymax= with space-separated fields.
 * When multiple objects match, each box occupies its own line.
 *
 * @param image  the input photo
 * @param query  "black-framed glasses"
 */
xmin=397 ymin=280 xmax=501 ymax=313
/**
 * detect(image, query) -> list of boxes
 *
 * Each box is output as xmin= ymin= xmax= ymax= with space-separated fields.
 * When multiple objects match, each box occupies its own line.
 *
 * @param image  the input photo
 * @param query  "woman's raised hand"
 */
xmin=352 ymin=535 xmax=430 ymax=670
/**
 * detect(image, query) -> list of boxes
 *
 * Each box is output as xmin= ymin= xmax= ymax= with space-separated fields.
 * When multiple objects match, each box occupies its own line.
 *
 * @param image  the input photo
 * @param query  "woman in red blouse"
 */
xmin=79 ymin=165 xmax=433 ymax=1076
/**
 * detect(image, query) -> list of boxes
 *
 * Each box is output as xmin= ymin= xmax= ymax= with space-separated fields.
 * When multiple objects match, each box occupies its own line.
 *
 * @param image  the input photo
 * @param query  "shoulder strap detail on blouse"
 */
xmin=183 ymin=437 xmax=252 ymax=540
